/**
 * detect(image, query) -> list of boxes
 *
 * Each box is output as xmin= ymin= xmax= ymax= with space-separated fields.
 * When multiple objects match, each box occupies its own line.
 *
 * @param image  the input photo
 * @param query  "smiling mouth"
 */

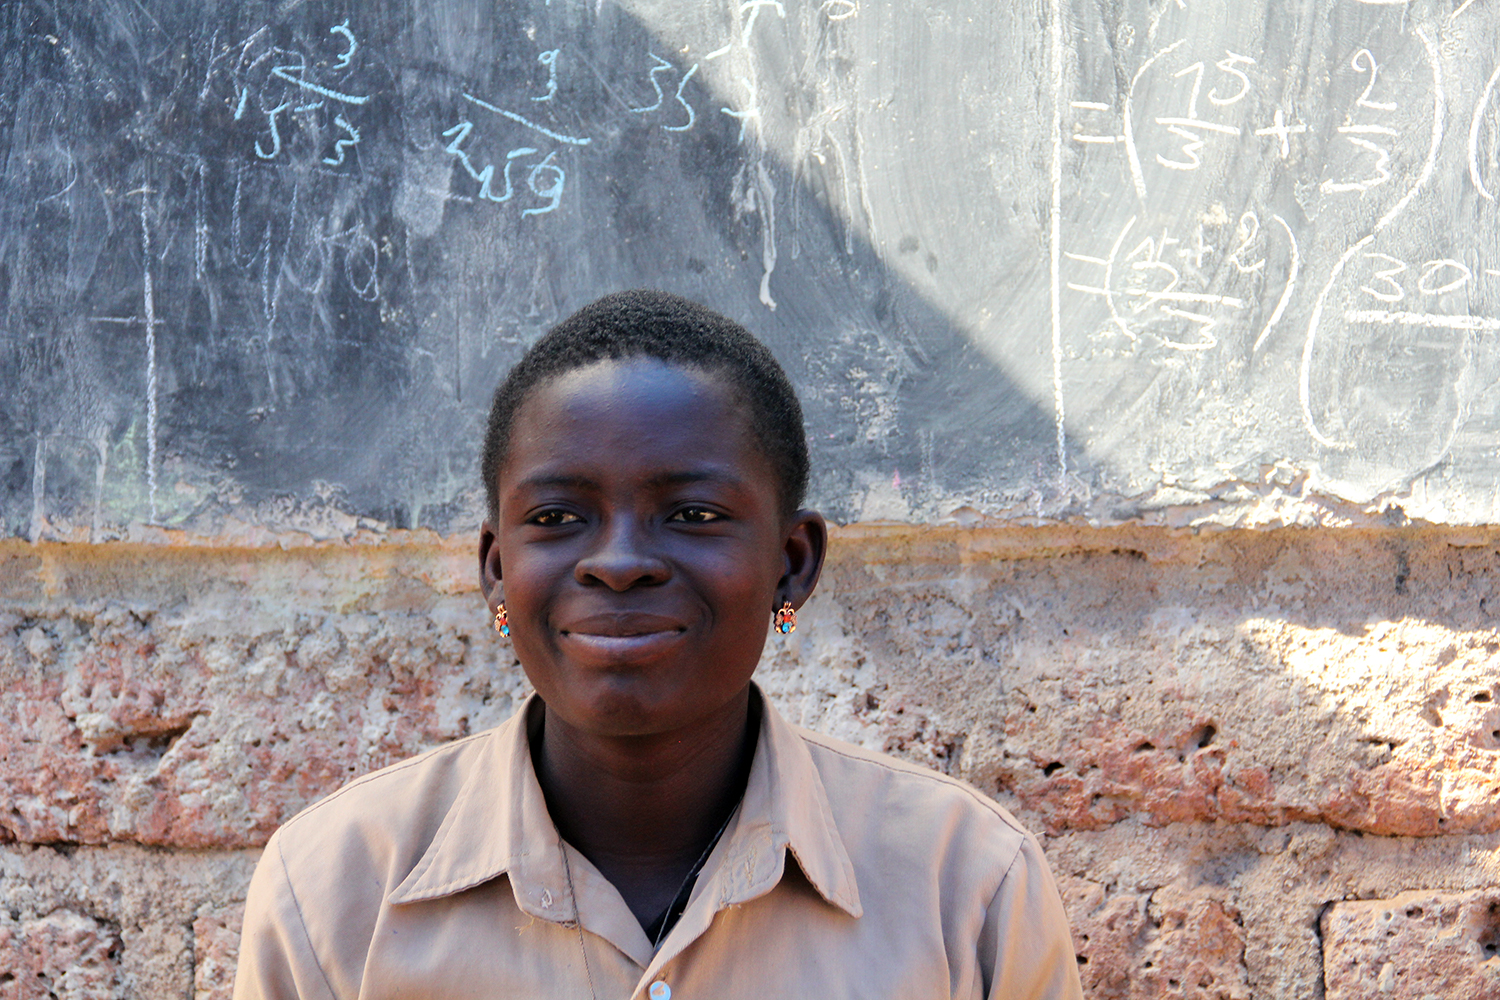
xmin=558 ymin=615 xmax=687 ymax=658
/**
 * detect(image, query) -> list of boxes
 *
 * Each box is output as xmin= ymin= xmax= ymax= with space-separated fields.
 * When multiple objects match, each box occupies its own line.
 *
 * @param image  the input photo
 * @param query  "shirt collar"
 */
xmin=387 ymin=685 xmax=862 ymax=922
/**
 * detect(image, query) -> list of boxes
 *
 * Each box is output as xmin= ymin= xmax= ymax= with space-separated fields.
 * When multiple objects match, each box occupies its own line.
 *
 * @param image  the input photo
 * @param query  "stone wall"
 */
xmin=2 ymin=526 xmax=1498 ymax=998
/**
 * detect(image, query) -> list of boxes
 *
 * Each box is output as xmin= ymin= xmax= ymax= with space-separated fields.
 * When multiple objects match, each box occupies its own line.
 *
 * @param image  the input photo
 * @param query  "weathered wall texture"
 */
xmin=3 ymin=525 xmax=1499 ymax=998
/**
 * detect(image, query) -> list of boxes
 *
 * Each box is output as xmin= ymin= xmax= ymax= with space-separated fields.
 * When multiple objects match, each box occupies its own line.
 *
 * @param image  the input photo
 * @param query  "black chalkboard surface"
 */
xmin=4 ymin=0 xmax=1499 ymax=538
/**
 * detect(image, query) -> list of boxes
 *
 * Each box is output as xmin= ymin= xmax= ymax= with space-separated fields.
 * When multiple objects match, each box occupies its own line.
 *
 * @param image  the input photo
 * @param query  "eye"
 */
xmin=530 ymin=509 xmax=582 ymax=527
xmin=669 ymin=505 xmax=723 ymax=524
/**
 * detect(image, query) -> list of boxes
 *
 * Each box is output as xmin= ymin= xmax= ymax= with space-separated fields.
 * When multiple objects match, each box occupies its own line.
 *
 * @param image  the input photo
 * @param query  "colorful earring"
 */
xmin=774 ymin=601 xmax=797 ymax=635
xmin=493 ymin=603 xmax=510 ymax=637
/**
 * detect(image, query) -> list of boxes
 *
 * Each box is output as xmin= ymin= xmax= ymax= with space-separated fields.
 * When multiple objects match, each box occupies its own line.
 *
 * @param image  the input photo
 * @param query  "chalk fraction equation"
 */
xmin=437 ymin=42 xmax=723 ymax=217
xmin=223 ymin=20 xmax=371 ymax=167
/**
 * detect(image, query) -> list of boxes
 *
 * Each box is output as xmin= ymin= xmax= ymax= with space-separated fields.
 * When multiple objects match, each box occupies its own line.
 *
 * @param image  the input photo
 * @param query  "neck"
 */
xmin=532 ymin=686 xmax=760 ymax=926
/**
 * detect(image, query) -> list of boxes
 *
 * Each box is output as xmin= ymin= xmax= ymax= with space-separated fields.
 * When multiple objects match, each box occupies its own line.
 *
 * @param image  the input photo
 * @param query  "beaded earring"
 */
xmin=773 ymin=601 xmax=797 ymax=635
xmin=492 ymin=603 xmax=510 ymax=637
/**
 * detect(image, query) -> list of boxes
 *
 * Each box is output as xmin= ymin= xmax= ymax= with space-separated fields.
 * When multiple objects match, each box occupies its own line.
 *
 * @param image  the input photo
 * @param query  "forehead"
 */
xmin=500 ymin=358 xmax=770 ymax=486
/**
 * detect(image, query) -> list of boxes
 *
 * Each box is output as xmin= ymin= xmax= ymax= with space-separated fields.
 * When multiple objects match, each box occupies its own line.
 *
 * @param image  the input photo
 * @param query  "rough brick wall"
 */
xmin=3 ymin=526 xmax=1498 ymax=998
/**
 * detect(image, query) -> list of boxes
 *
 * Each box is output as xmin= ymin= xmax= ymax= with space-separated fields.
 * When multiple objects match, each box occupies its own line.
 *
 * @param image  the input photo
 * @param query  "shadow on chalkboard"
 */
xmin=0 ymin=0 xmax=1074 ymax=538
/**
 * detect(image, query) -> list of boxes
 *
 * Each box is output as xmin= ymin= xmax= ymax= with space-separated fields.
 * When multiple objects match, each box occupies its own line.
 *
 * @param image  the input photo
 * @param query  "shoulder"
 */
xmin=795 ymin=726 xmax=1035 ymax=884
xmin=276 ymin=726 xmax=495 ymax=860
xmin=236 ymin=725 xmax=506 ymax=1000
xmin=259 ymin=723 xmax=503 ymax=924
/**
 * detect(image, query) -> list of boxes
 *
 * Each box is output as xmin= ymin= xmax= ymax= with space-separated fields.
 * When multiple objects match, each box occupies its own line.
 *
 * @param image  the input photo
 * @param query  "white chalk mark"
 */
xmin=1321 ymin=136 xmax=1392 ymax=193
xmin=532 ymin=49 xmax=560 ymax=102
xmin=269 ymin=65 xmax=369 ymax=104
xmin=1064 ymin=253 xmax=1108 ymax=265
xmin=630 ymin=52 xmax=671 ymax=113
xmin=1300 ymin=29 xmax=1442 ymax=449
xmin=1072 ymin=101 xmax=1111 ymax=110
xmin=1103 ymin=215 xmax=1137 ymax=339
xmin=704 ymin=44 xmax=732 ymax=61
xmin=1352 ymin=49 xmax=1397 ymax=110
xmin=663 ymin=63 xmax=699 ymax=132
xmin=140 ymin=197 xmax=159 ymax=523
xmin=1228 ymin=212 xmax=1265 ymax=274
xmin=756 ymin=161 xmax=778 ymax=309
xmin=329 ymin=20 xmax=356 ymax=69
xmin=1073 ymin=133 xmax=1121 ymax=145
xmin=1256 ymin=108 xmax=1306 ymax=158
xmin=1453 ymin=0 xmax=1481 ymax=16
xmin=739 ymin=0 xmax=786 ymax=44
xmin=195 ymin=163 xmax=208 ymax=280
xmin=1155 ymin=117 xmax=1241 ymax=135
xmin=1361 ymin=253 xmax=1406 ymax=302
xmin=820 ymin=0 xmax=858 ymax=20
xmin=1486 ymin=269 xmax=1500 ymax=278
xmin=322 ymin=114 xmax=361 ymax=165
xmin=1209 ymin=52 xmax=1254 ymax=106
xmin=1375 ymin=29 xmax=1442 ymax=233
xmin=1252 ymin=215 xmax=1300 ymax=352
xmin=1066 ymin=283 xmax=1112 ymax=296
xmin=463 ymin=92 xmax=592 ymax=145
xmin=1417 ymin=259 xmax=1472 ymax=296
xmin=721 ymin=87 xmax=761 ymax=142
xmin=1123 ymin=39 xmax=1188 ymax=202
xmin=255 ymin=101 xmax=290 ymax=158
xmin=1345 ymin=310 xmax=1500 ymax=331
xmin=1142 ymin=290 xmax=1246 ymax=307
xmin=1468 ymin=62 xmax=1500 ymax=201
xmin=1338 ymin=123 xmax=1399 ymax=136
xmin=1049 ymin=0 xmax=1066 ymax=481
xmin=1158 ymin=309 xmax=1219 ymax=350
xmin=1157 ymin=126 xmax=1206 ymax=170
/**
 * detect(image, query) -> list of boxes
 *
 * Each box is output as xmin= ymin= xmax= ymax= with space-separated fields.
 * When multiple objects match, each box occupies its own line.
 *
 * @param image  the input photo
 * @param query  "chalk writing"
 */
xmin=1469 ymin=62 xmax=1500 ymax=201
xmin=1323 ymin=49 xmax=1398 ymax=193
xmin=1065 ymin=205 xmax=1299 ymax=355
xmin=1255 ymin=108 xmax=1306 ymax=159
xmin=532 ymin=49 xmax=560 ymax=102
xmin=630 ymin=53 xmax=699 ymax=132
xmin=231 ymin=21 xmax=370 ymax=167
xmin=1154 ymin=52 xmax=1249 ymax=171
xmin=443 ymin=120 xmax=567 ymax=216
xmin=460 ymin=92 xmax=592 ymax=146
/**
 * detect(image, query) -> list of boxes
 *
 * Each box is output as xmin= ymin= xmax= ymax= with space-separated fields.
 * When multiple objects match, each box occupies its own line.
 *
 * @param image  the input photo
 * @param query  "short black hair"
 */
xmin=481 ymin=289 xmax=809 ymax=522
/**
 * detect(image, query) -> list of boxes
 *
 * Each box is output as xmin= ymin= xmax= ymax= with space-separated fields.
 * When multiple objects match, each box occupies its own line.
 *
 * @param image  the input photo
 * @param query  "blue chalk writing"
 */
xmin=631 ymin=53 xmax=673 ymax=113
xmin=533 ymin=49 xmax=560 ymax=102
xmin=269 ymin=64 xmax=370 ymax=106
xmin=329 ymin=20 xmax=357 ymax=70
xmin=462 ymin=92 xmax=592 ymax=146
xmin=323 ymin=114 xmax=361 ymax=165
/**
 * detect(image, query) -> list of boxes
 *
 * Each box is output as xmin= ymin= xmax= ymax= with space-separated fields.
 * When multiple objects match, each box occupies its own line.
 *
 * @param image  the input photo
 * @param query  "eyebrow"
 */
xmin=514 ymin=469 xmax=750 ymax=492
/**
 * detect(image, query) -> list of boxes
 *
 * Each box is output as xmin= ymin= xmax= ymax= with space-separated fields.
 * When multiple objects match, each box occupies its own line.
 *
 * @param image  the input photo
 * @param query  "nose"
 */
xmin=574 ymin=514 xmax=670 ymax=591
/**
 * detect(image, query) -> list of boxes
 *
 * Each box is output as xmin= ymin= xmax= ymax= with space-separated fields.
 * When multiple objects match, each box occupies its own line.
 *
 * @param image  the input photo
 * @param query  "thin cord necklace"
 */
xmin=649 ymin=803 xmax=738 ymax=951
xmin=559 ymin=831 xmax=600 ymax=1000
xmin=557 ymin=801 xmax=739 ymax=1000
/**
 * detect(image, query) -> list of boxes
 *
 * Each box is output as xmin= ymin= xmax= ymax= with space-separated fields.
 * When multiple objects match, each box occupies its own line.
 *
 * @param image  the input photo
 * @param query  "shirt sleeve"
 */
xmin=232 ymin=834 xmax=340 ymax=1000
xmin=977 ymin=833 xmax=1084 ymax=1000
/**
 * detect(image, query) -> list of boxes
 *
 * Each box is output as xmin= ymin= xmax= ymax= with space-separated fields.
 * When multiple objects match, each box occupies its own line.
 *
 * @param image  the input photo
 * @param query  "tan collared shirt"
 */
xmin=233 ymin=690 xmax=1082 ymax=1000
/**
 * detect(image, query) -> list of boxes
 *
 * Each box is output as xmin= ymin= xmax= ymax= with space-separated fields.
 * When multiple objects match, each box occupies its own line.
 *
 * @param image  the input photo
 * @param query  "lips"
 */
xmin=557 ymin=612 xmax=688 ymax=661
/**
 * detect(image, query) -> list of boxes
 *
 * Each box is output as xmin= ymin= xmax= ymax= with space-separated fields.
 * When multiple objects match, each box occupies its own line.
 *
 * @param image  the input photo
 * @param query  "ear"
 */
xmin=478 ymin=520 xmax=504 ymax=612
xmin=778 ymin=508 xmax=828 ymax=609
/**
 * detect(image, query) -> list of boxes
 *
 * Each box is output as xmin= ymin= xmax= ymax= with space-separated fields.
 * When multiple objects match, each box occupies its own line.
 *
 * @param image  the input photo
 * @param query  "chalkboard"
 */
xmin=4 ymin=0 xmax=1500 ymax=539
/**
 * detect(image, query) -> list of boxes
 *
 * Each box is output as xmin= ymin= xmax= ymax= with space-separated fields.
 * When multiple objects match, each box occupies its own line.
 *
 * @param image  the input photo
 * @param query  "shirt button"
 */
xmin=648 ymin=982 xmax=671 ymax=1000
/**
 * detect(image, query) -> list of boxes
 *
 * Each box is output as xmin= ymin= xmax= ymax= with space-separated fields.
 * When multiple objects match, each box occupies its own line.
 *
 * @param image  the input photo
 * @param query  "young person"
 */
xmin=233 ymin=290 xmax=1082 ymax=1000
